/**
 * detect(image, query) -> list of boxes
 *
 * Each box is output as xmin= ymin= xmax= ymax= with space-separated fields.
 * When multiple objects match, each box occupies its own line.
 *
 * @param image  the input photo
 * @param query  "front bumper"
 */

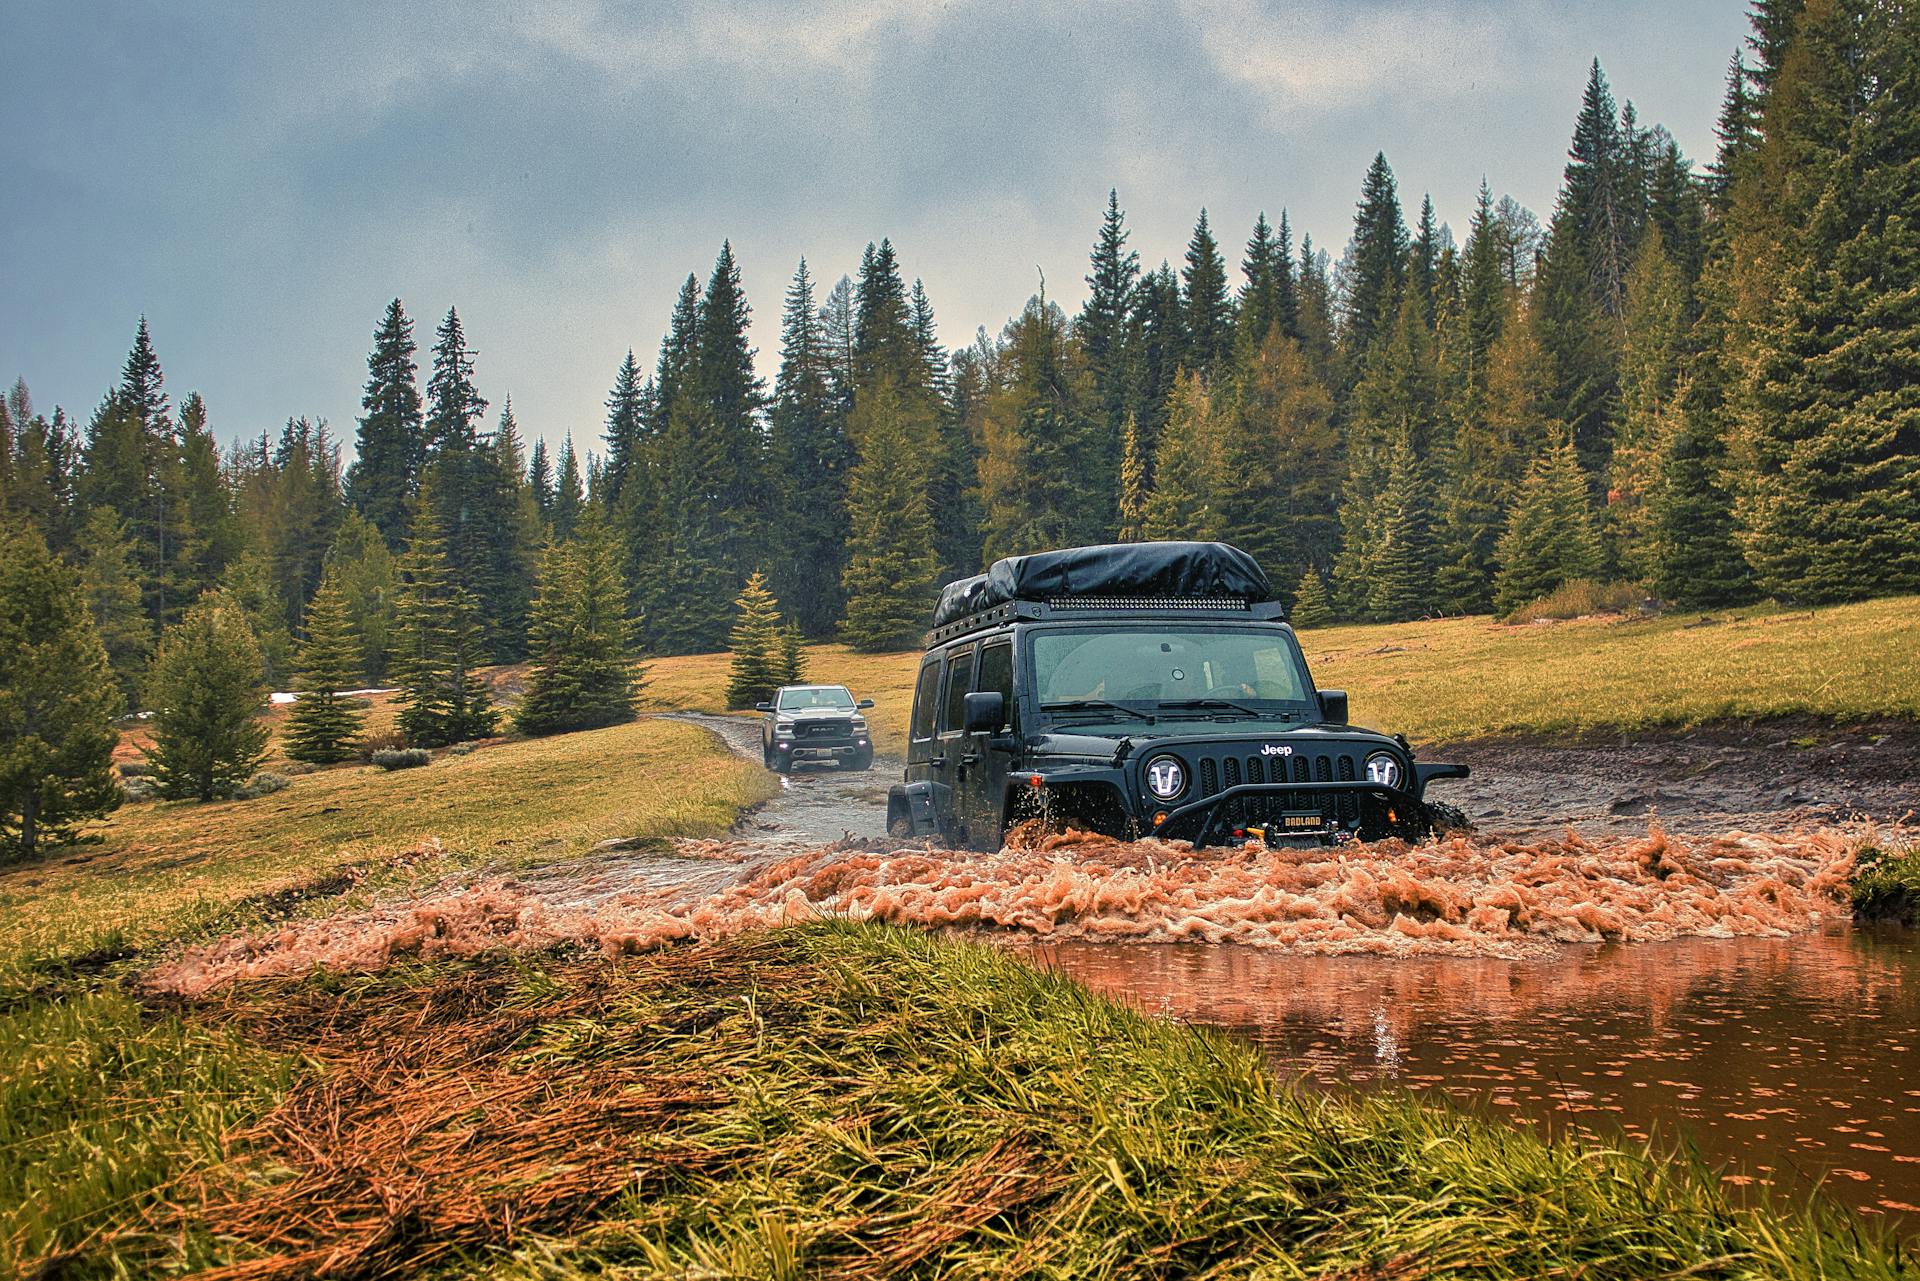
xmin=1149 ymin=779 xmax=1424 ymax=845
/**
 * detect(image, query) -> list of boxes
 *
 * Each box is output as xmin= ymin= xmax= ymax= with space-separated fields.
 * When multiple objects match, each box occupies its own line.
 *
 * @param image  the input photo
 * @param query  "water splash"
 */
xmin=148 ymin=823 xmax=1879 ymax=997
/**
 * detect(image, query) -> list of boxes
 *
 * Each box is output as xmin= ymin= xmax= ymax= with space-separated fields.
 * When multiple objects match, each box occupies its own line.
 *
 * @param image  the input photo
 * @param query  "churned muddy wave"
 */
xmin=151 ymin=823 xmax=1874 ymax=997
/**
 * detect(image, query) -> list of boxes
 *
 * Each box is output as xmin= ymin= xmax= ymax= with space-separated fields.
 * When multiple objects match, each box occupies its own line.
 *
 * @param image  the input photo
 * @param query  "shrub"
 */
xmin=1505 ymin=579 xmax=1651 ymax=625
xmin=370 ymin=748 xmax=432 ymax=771
xmin=119 ymin=776 xmax=157 ymax=803
xmin=355 ymin=732 xmax=407 ymax=763
xmin=231 ymin=771 xmax=292 ymax=801
xmin=448 ymin=741 xmax=476 ymax=757
xmin=1851 ymin=847 xmax=1920 ymax=925
xmin=278 ymin=761 xmax=319 ymax=776
xmin=117 ymin=761 xmax=149 ymax=778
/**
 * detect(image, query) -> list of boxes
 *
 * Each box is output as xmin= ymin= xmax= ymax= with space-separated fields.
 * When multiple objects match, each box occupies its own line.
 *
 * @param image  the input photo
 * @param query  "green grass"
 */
xmin=0 ymin=717 xmax=775 ymax=979
xmin=117 ymin=924 xmax=1911 ymax=1279
xmin=643 ymin=596 xmax=1920 ymax=751
xmin=1852 ymin=847 xmax=1920 ymax=925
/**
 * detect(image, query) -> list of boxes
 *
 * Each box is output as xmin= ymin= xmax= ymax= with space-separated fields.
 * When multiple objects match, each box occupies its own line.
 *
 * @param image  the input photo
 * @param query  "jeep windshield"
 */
xmin=1032 ymin=625 xmax=1312 ymax=722
xmin=776 ymin=686 xmax=856 ymax=711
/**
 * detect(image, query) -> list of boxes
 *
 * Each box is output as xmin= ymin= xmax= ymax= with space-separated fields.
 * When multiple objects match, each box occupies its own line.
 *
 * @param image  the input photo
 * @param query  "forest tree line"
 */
xmin=2 ymin=0 xmax=1915 ymax=710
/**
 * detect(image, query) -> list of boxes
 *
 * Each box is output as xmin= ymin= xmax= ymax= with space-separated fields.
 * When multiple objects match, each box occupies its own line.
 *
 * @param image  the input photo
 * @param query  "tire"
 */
xmin=773 ymin=752 xmax=793 ymax=775
xmin=845 ymin=749 xmax=873 ymax=772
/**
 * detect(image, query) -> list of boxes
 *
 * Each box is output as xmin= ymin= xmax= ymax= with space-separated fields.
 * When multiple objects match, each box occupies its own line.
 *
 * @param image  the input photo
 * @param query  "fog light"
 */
xmin=1152 ymin=811 xmax=1168 ymax=826
xmin=776 ymin=742 xmax=790 ymax=751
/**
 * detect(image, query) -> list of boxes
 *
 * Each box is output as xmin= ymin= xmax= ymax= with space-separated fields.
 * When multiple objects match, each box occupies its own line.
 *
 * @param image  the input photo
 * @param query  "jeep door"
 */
xmin=959 ymin=638 xmax=1015 ymax=847
xmin=933 ymin=642 xmax=976 ymax=845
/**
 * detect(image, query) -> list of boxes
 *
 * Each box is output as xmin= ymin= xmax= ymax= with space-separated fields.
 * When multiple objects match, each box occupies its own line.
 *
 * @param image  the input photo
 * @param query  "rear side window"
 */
xmin=975 ymin=642 xmax=1014 ymax=730
xmin=940 ymin=645 xmax=976 ymax=735
xmin=910 ymin=657 xmax=942 ymax=741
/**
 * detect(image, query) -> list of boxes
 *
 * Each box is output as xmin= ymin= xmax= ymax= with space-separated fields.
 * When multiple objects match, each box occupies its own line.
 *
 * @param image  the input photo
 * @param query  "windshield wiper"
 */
xmin=1041 ymin=699 xmax=1156 ymax=724
xmin=1156 ymin=698 xmax=1268 ymax=718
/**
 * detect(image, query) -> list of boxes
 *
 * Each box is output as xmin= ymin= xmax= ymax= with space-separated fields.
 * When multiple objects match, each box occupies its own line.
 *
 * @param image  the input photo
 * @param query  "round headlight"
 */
xmin=1143 ymin=755 xmax=1188 ymax=801
xmin=1365 ymin=752 xmax=1403 ymax=789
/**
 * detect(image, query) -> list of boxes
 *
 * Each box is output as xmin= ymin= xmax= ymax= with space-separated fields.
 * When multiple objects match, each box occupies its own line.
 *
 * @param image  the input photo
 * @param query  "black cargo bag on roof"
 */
xmin=930 ymin=542 xmax=1270 ymax=628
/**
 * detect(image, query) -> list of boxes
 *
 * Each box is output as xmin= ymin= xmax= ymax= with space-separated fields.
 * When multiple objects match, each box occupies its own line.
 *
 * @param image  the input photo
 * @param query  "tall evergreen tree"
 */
xmin=1341 ymin=153 xmax=1409 ymax=366
xmin=1493 ymin=426 xmax=1603 ymax=616
xmin=0 ymin=523 xmax=120 ymax=856
xmin=176 ymin=392 xmax=238 ymax=597
xmin=323 ymin=510 xmax=393 ymax=685
xmin=766 ymin=260 xmax=854 ymax=635
xmin=1215 ymin=330 xmax=1339 ymax=599
xmin=389 ymin=485 xmax=497 ymax=747
xmin=1081 ymin=189 xmax=1140 ymax=450
xmin=1409 ymin=194 xmax=1441 ymax=326
xmin=1365 ymin=428 xmax=1440 ymax=622
xmin=424 ymin=306 xmax=487 ymax=453
xmin=840 ymin=380 xmax=938 ymax=652
xmin=653 ymin=274 xmax=703 ymax=431
xmin=75 ymin=507 xmax=153 ymax=706
xmin=1141 ymin=371 xmax=1221 ymax=540
xmin=1334 ymin=292 xmax=1436 ymax=615
xmin=1609 ymin=225 xmax=1687 ymax=578
xmin=695 ymin=240 xmax=768 ymax=575
xmin=284 ymin=573 xmax=366 ymax=764
xmin=552 ymin=434 xmax=583 ymax=538
xmin=1126 ymin=263 xmax=1186 ymax=466
xmin=631 ymin=396 xmax=735 ymax=655
xmin=1707 ymin=51 xmax=1759 ymax=209
xmin=517 ymin=510 xmax=641 ymax=735
xmin=146 ymin=590 xmax=270 ymax=801
xmin=1116 ymin=414 xmax=1147 ymax=543
xmin=345 ymin=299 xmax=423 ymax=544
xmin=1181 ymin=209 xmax=1233 ymax=373
xmin=1237 ymin=211 xmax=1297 ymax=346
xmin=978 ymin=294 xmax=1099 ymax=560
xmin=725 ymin=570 xmax=785 ymax=710
xmin=600 ymin=349 xmax=647 ymax=507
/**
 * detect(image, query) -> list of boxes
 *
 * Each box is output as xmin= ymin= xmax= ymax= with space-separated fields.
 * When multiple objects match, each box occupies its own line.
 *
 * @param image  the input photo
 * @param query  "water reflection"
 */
xmin=1018 ymin=924 xmax=1920 ymax=1219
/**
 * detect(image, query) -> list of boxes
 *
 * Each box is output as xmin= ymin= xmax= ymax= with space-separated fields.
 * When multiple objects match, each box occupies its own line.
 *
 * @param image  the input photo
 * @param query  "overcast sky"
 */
xmin=3 ymin=0 xmax=1750 ymax=458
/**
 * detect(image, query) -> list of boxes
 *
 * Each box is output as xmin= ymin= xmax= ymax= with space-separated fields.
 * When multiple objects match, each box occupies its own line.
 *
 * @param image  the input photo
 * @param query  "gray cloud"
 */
xmin=1 ymin=0 xmax=1750 ymax=456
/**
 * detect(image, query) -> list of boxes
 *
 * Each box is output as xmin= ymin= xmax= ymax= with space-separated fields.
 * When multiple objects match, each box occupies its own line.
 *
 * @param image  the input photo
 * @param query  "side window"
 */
xmin=910 ymin=657 xmax=942 ymax=741
xmin=939 ymin=644 xmax=976 ymax=735
xmin=975 ymin=642 xmax=1014 ymax=731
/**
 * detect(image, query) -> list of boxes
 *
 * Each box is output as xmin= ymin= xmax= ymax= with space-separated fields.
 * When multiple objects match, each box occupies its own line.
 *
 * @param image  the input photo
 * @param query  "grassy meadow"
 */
xmin=642 ymin=596 xmax=1920 ymax=754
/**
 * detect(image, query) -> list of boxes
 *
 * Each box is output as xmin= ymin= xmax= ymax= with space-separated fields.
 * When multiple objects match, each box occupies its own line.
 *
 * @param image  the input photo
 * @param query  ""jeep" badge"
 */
xmin=1260 ymin=744 xmax=1294 ymax=757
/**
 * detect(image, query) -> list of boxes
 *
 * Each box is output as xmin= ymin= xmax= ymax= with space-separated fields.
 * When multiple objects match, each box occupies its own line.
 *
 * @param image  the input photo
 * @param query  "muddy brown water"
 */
xmin=683 ymin=713 xmax=1920 ymax=1220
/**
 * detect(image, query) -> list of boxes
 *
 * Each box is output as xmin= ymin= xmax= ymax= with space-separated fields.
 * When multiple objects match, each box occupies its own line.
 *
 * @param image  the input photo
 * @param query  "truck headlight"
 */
xmin=1365 ymin=753 xmax=1402 ymax=788
xmin=851 ymin=716 xmax=867 ymax=730
xmin=1144 ymin=755 xmax=1187 ymax=800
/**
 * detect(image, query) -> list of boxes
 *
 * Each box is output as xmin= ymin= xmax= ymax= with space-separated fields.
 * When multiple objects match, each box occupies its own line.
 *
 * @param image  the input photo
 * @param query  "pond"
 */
xmin=1025 ymin=923 xmax=1920 ymax=1220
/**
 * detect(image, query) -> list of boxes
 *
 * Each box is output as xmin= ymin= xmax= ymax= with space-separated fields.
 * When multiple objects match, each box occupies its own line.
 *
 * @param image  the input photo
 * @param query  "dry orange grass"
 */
xmin=641 ymin=596 xmax=1920 ymax=754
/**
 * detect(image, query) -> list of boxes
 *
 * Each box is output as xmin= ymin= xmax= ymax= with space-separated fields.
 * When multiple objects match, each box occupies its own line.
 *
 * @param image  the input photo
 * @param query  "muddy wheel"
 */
xmin=845 ymin=749 xmax=873 ymax=772
xmin=773 ymin=753 xmax=792 ymax=775
xmin=1421 ymin=799 xmax=1470 ymax=836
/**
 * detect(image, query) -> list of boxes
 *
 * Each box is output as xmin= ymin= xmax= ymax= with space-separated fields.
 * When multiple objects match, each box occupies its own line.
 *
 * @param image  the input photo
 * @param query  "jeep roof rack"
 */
xmin=926 ymin=541 xmax=1280 ymax=645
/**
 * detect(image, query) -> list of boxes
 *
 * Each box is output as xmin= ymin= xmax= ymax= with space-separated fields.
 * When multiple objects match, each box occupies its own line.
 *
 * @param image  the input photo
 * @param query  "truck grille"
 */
xmin=1184 ymin=746 xmax=1367 ymax=830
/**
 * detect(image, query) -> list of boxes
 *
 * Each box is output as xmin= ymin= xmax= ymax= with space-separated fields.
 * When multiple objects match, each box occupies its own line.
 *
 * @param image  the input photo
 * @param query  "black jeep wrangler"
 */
xmin=885 ymin=542 xmax=1467 ymax=851
xmin=757 ymin=684 xmax=876 ymax=773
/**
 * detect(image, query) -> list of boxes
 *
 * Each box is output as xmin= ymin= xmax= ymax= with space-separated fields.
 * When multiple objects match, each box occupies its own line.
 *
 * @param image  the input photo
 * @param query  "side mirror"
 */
xmin=1317 ymin=689 xmax=1348 ymax=724
xmin=962 ymin=691 xmax=1005 ymax=735
xmin=857 ymin=698 xmax=875 ymax=709
xmin=755 ymin=702 xmax=772 ymax=713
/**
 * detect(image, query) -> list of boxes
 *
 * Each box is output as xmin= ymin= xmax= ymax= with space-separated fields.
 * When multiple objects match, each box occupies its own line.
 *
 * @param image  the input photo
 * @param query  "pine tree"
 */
xmin=1493 ymin=426 xmax=1603 ymax=616
xmin=1116 ymin=414 xmax=1148 ymax=542
xmin=176 ymin=392 xmax=238 ymax=598
xmin=1126 ymin=263 xmax=1186 ymax=465
xmin=853 ymin=240 xmax=918 ymax=394
xmin=1289 ymin=568 xmax=1336 ymax=629
xmin=284 ymin=573 xmax=366 ymax=764
xmin=1649 ymin=382 xmax=1753 ymax=607
xmin=552 ymin=434 xmax=583 ymax=538
xmin=776 ymin=623 xmax=807 ymax=684
xmin=695 ymin=240 xmax=768 ymax=575
xmin=1215 ymin=330 xmax=1338 ymax=596
xmin=725 ymin=571 xmax=784 ymax=709
xmin=766 ymin=260 xmax=854 ymax=635
xmin=74 ymin=507 xmax=153 ymax=706
xmin=474 ymin=400 xmax=540 ymax=661
xmin=1410 ymin=194 xmax=1441 ymax=327
xmin=1609 ymin=224 xmax=1687 ymax=578
xmin=1730 ymin=0 xmax=1920 ymax=602
xmin=1081 ymin=190 xmax=1140 ymax=450
xmin=389 ymin=485 xmax=497 ymax=747
xmin=146 ymin=591 xmax=270 ymax=801
xmin=1141 ymin=371 xmax=1221 ymax=540
xmin=1335 ymin=291 xmax=1436 ymax=616
xmin=7 ymin=404 xmax=80 ymax=554
xmin=517 ymin=510 xmax=641 ymax=735
xmin=0 ymin=524 xmax=120 ymax=856
xmin=979 ymin=293 xmax=1099 ymax=560
xmin=1342 ymin=153 xmax=1409 ymax=366
xmin=1707 ymin=51 xmax=1758 ymax=208
xmin=345 ymin=299 xmax=423 ymax=544
xmin=1182 ymin=209 xmax=1233 ymax=373
xmin=840 ymin=380 xmax=938 ymax=652
xmin=1237 ymin=211 xmax=1285 ymax=345
xmin=631 ymin=395 xmax=735 ymax=655
xmin=600 ymin=350 xmax=647 ymax=507
xmin=1365 ymin=429 xmax=1439 ymax=622
xmin=914 ymin=280 xmax=980 ymax=580
xmin=323 ymin=510 xmax=392 ymax=684
xmin=528 ymin=438 xmax=554 ymax=522
xmin=424 ymin=306 xmax=487 ymax=453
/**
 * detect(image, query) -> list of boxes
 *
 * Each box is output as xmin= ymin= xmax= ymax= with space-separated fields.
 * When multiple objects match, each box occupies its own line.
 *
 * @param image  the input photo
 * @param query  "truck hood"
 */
xmin=1028 ymin=720 xmax=1401 ymax=764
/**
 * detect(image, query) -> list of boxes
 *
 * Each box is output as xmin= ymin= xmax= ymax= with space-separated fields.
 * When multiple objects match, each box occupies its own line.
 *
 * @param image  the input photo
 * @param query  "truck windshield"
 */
xmin=1032 ymin=627 xmax=1311 ymax=714
xmin=777 ymin=686 xmax=855 ymax=710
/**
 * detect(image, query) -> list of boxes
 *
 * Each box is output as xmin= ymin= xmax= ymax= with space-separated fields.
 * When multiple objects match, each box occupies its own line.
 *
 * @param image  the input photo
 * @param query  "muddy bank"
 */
xmin=1440 ymin=716 xmax=1920 ymax=837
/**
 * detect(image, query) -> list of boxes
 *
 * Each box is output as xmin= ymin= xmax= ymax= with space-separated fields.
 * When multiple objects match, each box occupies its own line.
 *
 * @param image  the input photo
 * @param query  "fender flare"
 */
xmin=888 ymin=781 xmax=943 ymax=838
